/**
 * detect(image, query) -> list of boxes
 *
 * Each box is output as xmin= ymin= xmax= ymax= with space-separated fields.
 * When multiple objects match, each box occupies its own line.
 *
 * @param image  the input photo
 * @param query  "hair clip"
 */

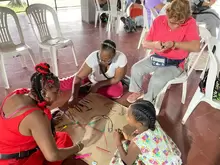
xmin=102 ymin=42 xmax=116 ymax=50
xmin=47 ymin=79 xmax=54 ymax=84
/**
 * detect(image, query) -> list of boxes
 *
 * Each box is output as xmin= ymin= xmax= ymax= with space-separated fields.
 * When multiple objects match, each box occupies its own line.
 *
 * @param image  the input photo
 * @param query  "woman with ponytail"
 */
xmin=0 ymin=63 xmax=84 ymax=165
xmin=111 ymin=100 xmax=182 ymax=165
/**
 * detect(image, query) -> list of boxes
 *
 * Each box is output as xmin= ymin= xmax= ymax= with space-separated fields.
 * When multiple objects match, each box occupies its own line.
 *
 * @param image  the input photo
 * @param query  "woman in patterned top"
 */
xmin=111 ymin=100 xmax=182 ymax=165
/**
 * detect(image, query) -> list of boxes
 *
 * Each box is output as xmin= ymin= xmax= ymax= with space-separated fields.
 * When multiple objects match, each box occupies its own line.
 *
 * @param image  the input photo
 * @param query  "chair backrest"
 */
xmin=142 ymin=4 xmax=150 ymax=29
xmin=94 ymin=0 xmax=102 ymax=11
xmin=206 ymin=37 xmax=220 ymax=99
xmin=26 ymin=4 xmax=62 ymax=43
xmin=185 ymin=26 xmax=211 ymax=76
xmin=109 ymin=0 xmax=119 ymax=17
xmin=0 ymin=7 xmax=24 ymax=49
xmin=218 ymin=25 xmax=220 ymax=40
xmin=150 ymin=8 xmax=158 ymax=20
xmin=159 ymin=2 xmax=169 ymax=15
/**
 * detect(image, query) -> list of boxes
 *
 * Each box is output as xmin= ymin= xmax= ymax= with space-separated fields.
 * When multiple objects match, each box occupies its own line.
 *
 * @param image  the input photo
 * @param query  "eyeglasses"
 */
xmin=168 ymin=19 xmax=185 ymax=25
xmin=99 ymin=59 xmax=112 ymax=65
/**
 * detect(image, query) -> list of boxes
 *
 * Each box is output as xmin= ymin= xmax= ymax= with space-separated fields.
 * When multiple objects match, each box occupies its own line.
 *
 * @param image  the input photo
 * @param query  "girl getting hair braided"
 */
xmin=111 ymin=100 xmax=182 ymax=165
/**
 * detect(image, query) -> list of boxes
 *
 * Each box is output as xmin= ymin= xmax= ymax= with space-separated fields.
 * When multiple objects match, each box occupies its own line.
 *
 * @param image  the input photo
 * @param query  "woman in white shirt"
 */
xmin=59 ymin=40 xmax=127 ymax=108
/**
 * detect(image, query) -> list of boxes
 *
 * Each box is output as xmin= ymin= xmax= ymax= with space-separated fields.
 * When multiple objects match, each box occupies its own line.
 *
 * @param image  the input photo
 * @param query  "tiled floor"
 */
xmin=1 ymin=7 xmax=220 ymax=165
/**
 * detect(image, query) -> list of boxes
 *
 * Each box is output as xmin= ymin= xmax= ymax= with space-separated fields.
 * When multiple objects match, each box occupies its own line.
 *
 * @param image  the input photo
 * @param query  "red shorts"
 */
xmin=0 ymin=132 xmax=73 ymax=165
xmin=60 ymin=76 xmax=123 ymax=99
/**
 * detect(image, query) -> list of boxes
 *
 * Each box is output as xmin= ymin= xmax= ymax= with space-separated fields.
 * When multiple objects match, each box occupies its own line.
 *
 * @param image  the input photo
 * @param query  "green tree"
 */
xmin=8 ymin=0 xmax=24 ymax=7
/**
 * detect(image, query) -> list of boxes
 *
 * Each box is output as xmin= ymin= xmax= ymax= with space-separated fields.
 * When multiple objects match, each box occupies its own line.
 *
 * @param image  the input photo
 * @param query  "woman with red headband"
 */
xmin=0 ymin=63 xmax=84 ymax=165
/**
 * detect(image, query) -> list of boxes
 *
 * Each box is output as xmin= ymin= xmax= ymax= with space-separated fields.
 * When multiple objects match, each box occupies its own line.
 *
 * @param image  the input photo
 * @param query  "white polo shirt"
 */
xmin=85 ymin=50 xmax=127 ymax=84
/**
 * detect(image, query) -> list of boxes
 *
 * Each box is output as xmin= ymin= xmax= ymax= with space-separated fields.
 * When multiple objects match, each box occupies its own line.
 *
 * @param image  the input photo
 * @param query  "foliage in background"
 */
xmin=0 ymin=0 xmax=27 ymax=13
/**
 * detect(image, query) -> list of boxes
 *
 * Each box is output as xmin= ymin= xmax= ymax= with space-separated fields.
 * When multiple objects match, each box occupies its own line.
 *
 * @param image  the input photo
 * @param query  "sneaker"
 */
xmin=127 ymin=92 xmax=144 ymax=103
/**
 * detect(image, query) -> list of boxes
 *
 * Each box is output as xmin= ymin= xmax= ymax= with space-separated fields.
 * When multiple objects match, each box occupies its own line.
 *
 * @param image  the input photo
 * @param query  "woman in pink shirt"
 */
xmin=127 ymin=0 xmax=201 ymax=103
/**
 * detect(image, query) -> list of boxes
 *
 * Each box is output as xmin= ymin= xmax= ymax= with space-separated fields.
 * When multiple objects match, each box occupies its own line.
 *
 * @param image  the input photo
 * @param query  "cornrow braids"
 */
xmin=130 ymin=100 xmax=156 ymax=131
xmin=101 ymin=39 xmax=116 ymax=54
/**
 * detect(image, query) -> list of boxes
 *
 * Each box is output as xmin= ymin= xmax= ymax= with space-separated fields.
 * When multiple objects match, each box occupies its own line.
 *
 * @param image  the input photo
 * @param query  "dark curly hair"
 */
xmin=130 ymin=100 xmax=156 ymax=131
xmin=101 ymin=39 xmax=116 ymax=54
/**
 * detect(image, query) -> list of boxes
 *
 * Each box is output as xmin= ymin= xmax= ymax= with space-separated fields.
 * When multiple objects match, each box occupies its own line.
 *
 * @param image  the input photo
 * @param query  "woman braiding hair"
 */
xmin=0 ymin=63 xmax=84 ymax=165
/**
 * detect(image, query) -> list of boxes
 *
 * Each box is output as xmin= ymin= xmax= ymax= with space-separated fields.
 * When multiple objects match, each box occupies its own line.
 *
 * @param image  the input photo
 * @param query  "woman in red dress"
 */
xmin=0 ymin=63 xmax=84 ymax=165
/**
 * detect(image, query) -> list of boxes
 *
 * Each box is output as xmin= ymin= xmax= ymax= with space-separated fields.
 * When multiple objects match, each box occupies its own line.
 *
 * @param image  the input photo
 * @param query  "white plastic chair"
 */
xmin=218 ymin=25 xmax=220 ymax=40
xmin=106 ymin=0 xmax=126 ymax=34
xmin=137 ymin=3 xmax=150 ymax=49
xmin=154 ymin=26 xmax=211 ymax=115
xmin=137 ymin=3 xmax=168 ymax=49
xmin=182 ymin=37 xmax=220 ymax=124
xmin=94 ymin=0 xmax=110 ymax=27
xmin=150 ymin=3 xmax=168 ymax=19
xmin=26 ymin=4 xmax=78 ymax=76
xmin=0 ymin=7 xmax=36 ymax=89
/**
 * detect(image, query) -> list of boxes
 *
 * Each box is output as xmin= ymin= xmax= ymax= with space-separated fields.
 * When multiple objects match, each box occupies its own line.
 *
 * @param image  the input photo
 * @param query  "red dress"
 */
xmin=0 ymin=89 xmax=73 ymax=165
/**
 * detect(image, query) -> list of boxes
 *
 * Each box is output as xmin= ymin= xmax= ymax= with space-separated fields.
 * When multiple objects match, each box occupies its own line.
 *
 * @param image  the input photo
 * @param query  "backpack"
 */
xmin=121 ymin=17 xmax=137 ymax=33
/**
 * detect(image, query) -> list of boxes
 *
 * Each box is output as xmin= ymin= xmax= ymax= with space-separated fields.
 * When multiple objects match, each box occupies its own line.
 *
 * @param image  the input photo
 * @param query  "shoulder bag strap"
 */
xmin=96 ymin=52 xmax=111 ymax=80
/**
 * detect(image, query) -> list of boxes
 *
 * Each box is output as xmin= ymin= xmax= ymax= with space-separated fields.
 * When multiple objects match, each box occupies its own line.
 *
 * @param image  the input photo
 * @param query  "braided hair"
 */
xmin=30 ymin=63 xmax=59 ymax=106
xmin=30 ymin=63 xmax=59 ymax=136
xmin=130 ymin=100 xmax=156 ymax=131
xmin=101 ymin=39 xmax=116 ymax=54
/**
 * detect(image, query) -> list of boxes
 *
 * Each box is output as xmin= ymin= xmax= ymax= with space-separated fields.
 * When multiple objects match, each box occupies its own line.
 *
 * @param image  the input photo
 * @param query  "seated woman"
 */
xmin=0 ymin=63 xmax=84 ymax=165
xmin=127 ymin=0 xmax=200 ymax=103
xmin=191 ymin=0 xmax=220 ymax=37
xmin=111 ymin=100 xmax=182 ymax=165
xmin=58 ymin=39 xmax=127 ymax=108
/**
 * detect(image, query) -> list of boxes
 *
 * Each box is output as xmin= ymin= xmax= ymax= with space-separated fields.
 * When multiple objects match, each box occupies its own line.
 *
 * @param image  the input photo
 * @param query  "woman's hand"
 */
xmin=114 ymin=129 xmax=125 ymax=146
xmin=89 ymin=83 xmax=100 ymax=93
xmin=68 ymin=96 xmax=79 ymax=108
xmin=154 ymin=41 xmax=163 ymax=50
xmin=159 ymin=41 xmax=174 ymax=52
xmin=75 ymin=141 xmax=84 ymax=152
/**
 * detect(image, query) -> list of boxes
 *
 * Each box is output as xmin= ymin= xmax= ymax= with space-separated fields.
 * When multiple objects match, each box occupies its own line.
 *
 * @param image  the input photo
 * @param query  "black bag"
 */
xmin=198 ymin=45 xmax=220 ymax=100
xmin=121 ymin=17 xmax=137 ymax=33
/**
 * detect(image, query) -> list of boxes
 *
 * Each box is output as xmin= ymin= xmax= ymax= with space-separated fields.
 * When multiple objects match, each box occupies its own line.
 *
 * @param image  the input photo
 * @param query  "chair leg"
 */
xmin=70 ymin=42 xmax=78 ymax=67
xmin=39 ymin=47 xmax=46 ymax=61
xmin=181 ymin=81 xmax=187 ymax=104
xmin=137 ymin=28 xmax=146 ymax=49
xmin=106 ymin=15 xmax=112 ymax=32
xmin=95 ymin=12 xmax=99 ymax=28
xmin=154 ymin=92 xmax=166 ymax=116
xmin=50 ymin=47 xmax=59 ymax=76
xmin=19 ymin=55 xmax=27 ymax=68
xmin=0 ymin=55 xmax=9 ymax=89
xmin=182 ymin=88 xmax=203 ymax=124
xmin=27 ymin=48 xmax=36 ymax=66
xmin=116 ymin=16 xmax=120 ymax=34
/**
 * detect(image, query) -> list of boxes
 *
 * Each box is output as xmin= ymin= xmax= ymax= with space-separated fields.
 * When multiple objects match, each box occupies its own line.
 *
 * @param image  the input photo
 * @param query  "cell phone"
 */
xmin=161 ymin=42 xmax=165 ymax=49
